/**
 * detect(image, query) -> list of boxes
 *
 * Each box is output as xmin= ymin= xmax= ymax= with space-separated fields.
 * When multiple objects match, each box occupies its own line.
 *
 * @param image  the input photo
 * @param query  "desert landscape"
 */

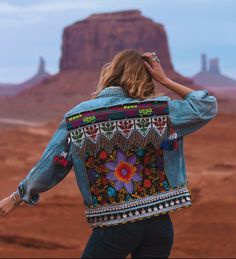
xmin=0 ymin=113 xmax=235 ymax=258
xmin=0 ymin=9 xmax=236 ymax=258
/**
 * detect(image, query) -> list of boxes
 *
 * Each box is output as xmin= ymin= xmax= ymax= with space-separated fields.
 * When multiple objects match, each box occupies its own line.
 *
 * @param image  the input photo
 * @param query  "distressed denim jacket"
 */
xmin=16 ymin=86 xmax=217 ymax=228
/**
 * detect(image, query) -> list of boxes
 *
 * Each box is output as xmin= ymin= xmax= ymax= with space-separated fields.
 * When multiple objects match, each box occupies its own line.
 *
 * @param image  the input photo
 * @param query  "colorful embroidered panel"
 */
xmin=85 ymin=143 xmax=171 ymax=207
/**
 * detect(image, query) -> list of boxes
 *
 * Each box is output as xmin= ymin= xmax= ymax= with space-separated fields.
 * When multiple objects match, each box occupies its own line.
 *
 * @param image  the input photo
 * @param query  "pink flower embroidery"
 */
xmin=105 ymin=149 xmax=143 ymax=194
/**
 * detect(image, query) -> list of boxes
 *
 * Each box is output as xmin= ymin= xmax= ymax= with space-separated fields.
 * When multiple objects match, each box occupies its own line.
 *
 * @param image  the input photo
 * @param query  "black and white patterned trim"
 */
xmin=85 ymin=186 xmax=191 ymax=227
xmin=69 ymin=115 xmax=168 ymax=148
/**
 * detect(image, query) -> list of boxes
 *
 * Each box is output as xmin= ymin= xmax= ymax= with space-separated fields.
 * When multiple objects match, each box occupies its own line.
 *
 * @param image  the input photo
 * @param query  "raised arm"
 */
xmin=142 ymin=52 xmax=217 ymax=136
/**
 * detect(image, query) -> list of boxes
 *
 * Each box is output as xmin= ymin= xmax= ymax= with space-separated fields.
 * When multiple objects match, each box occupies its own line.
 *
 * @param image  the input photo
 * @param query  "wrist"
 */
xmin=158 ymin=77 xmax=171 ymax=87
xmin=10 ymin=192 xmax=24 ymax=206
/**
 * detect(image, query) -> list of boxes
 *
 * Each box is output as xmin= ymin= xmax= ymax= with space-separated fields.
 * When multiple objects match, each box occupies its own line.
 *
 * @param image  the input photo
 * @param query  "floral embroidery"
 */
xmin=53 ymin=135 xmax=72 ymax=167
xmin=117 ymin=120 xmax=134 ymax=138
xmin=54 ymin=155 xmax=70 ymax=167
xmin=83 ymin=116 xmax=96 ymax=124
xmin=84 ymin=125 xmax=99 ymax=143
xmin=105 ymin=149 xmax=143 ymax=194
xmin=84 ymin=143 xmax=171 ymax=207
xmin=152 ymin=116 xmax=167 ymax=136
xmin=144 ymin=179 xmax=152 ymax=188
xmin=139 ymin=108 xmax=153 ymax=116
xmin=100 ymin=122 xmax=116 ymax=139
xmin=107 ymin=186 xmax=116 ymax=197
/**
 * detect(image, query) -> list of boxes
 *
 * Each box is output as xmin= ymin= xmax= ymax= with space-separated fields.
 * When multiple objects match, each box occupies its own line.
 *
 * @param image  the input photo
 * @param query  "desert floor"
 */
xmin=0 ymin=113 xmax=235 ymax=258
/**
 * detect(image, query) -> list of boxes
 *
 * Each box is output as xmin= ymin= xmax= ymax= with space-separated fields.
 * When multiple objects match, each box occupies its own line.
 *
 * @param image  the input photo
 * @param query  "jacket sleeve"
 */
xmin=15 ymin=117 xmax=73 ymax=205
xmin=168 ymin=90 xmax=218 ymax=137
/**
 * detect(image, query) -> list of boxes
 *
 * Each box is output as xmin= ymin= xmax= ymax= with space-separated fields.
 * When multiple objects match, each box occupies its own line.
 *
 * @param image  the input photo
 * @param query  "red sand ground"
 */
xmin=0 ymin=114 xmax=235 ymax=258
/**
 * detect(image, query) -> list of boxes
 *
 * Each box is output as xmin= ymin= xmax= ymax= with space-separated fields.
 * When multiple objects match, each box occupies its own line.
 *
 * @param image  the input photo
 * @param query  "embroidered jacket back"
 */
xmin=66 ymin=99 xmax=191 ymax=227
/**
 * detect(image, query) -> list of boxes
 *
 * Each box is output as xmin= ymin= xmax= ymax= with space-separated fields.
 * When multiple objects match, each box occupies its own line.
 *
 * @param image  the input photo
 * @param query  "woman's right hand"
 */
xmin=142 ymin=52 xmax=169 ymax=85
xmin=0 ymin=196 xmax=19 ymax=217
xmin=142 ymin=52 xmax=194 ymax=98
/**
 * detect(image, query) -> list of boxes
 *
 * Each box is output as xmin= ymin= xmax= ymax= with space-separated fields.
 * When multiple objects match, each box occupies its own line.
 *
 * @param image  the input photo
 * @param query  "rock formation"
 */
xmin=1 ymin=10 xmax=206 ymax=121
xmin=192 ymin=54 xmax=236 ymax=87
xmin=0 ymin=57 xmax=50 ymax=96
xmin=60 ymin=10 xmax=193 ymax=85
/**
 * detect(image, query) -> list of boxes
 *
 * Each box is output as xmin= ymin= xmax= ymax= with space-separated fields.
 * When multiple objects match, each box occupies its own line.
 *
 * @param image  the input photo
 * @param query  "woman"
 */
xmin=0 ymin=49 xmax=217 ymax=258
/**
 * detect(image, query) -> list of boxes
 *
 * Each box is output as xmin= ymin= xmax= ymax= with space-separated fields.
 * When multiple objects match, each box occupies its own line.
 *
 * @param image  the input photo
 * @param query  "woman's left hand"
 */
xmin=0 ymin=196 xmax=19 ymax=217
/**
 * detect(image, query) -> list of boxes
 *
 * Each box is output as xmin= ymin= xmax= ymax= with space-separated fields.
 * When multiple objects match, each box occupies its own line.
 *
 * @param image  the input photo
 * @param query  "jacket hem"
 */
xmin=85 ymin=185 xmax=191 ymax=228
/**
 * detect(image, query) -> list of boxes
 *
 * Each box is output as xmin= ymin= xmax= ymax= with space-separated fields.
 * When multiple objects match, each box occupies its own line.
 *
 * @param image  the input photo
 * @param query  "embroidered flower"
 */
xmin=105 ymin=149 xmax=143 ymax=194
xmin=107 ymin=186 xmax=116 ymax=197
xmin=54 ymin=155 xmax=70 ymax=167
xmin=136 ymin=148 xmax=145 ymax=157
xmin=163 ymin=180 xmax=170 ymax=191
xmin=143 ymin=167 xmax=152 ymax=176
xmin=99 ymin=150 xmax=108 ymax=160
xmin=144 ymin=179 xmax=152 ymax=189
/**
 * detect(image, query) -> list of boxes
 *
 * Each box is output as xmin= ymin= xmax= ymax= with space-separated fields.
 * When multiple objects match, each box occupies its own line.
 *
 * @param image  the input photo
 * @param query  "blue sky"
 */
xmin=0 ymin=0 xmax=235 ymax=83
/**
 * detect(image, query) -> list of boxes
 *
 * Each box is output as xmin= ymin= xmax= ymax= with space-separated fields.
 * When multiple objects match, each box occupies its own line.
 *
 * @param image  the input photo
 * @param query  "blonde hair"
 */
xmin=92 ymin=49 xmax=160 ymax=99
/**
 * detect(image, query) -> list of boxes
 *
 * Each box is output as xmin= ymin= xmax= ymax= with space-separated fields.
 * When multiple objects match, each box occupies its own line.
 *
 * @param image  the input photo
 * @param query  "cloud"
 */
xmin=0 ymin=0 xmax=101 ymax=14
xmin=0 ymin=0 xmax=104 ymax=27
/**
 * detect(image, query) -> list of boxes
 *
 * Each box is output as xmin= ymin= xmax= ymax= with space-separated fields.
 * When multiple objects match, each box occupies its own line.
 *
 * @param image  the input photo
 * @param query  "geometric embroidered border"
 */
xmin=66 ymin=100 xmax=169 ymax=130
xmin=85 ymin=186 xmax=191 ymax=228
xmin=69 ymin=115 xmax=168 ymax=149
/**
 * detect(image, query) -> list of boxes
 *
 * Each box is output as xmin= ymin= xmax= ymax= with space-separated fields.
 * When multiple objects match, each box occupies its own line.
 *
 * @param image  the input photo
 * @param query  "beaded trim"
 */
xmin=85 ymin=186 xmax=191 ymax=227
xmin=66 ymin=100 xmax=169 ymax=130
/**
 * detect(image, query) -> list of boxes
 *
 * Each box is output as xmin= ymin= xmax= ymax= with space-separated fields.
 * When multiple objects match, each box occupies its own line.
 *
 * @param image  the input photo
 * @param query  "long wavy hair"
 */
xmin=92 ymin=49 xmax=160 ymax=99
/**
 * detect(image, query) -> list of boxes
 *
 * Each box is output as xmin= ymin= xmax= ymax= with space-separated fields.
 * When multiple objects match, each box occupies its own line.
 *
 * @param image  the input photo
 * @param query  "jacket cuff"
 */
xmin=184 ymin=89 xmax=209 ymax=99
xmin=15 ymin=183 xmax=40 ymax=206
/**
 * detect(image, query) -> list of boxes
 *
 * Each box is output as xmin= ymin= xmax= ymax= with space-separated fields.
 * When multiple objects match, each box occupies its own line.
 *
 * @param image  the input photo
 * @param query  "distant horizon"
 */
xmin=1 ymin=52 xmax=236 ymax=86
xmin=0 ymin=0 xmax=235 ymax=83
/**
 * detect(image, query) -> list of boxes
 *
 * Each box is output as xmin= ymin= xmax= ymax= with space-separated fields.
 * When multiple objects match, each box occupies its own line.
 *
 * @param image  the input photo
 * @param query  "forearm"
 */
xmin=161 ymin=78 xmax=194 ymax=99
xmin=15 ymin=117 xmax=73 ymax=205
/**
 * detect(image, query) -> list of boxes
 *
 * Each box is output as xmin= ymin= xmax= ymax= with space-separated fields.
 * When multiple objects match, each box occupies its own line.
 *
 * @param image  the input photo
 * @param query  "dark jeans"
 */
xmin=81 ymin=213 xmax=174 ymax=258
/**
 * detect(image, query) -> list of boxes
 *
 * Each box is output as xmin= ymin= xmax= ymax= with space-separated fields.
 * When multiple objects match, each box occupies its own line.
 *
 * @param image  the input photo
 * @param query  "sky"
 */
xmin=0 ymin=0 xmax=235 ymax=83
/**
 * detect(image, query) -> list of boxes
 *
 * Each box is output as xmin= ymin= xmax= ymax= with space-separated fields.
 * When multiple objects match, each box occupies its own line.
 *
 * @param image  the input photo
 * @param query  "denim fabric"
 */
xmin=16 ymin=86 xmax=217 ymax=206
xmin=81 ymin=213 xmax=174 ymax=258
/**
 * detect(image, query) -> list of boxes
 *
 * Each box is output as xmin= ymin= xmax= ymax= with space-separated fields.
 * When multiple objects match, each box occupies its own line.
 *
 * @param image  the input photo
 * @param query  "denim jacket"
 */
xmin=16 ymin=86 xmax=217 ymax=228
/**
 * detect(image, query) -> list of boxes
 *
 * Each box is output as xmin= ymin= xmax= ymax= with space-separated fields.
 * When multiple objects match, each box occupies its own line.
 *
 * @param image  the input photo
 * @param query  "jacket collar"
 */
xmin=96 ymin=86 xmax=129 ymax=98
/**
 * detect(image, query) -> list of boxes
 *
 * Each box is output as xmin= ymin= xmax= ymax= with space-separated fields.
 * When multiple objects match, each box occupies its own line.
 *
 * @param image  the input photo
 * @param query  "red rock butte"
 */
xmin=60 ymin=10 xmax=193 ymax=85
xmin=0 ymin=10 xmax=201 ymax=121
